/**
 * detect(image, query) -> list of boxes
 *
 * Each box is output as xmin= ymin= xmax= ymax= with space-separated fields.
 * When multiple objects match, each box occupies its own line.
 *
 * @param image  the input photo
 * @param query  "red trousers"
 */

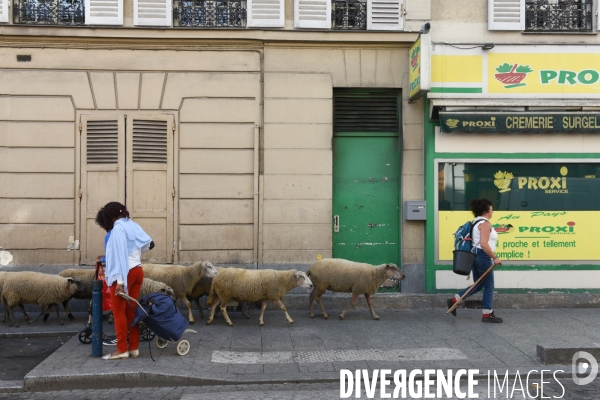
xmin=110 ymin=266 xmax=144 ymax=354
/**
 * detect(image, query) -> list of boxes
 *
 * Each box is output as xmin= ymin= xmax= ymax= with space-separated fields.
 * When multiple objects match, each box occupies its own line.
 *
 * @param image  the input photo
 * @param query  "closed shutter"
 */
xmin=334 ymin=90 xmax=399 ymax=134
xmin=85 ymin=0 xmax=123 ymax=25
xmin=294 ymin=0 xmax=331 ymax=28
xmin=86 ymin=120 xmax=119 ymax=164
xmin=367 ymin=0 xmax=403 ymax=31
xmin=134 ymin=0 xmax=172 ymax=26
xmin=247 ymin=0 xmax=284 ymax=27
xmin=488 ymin=0 xmax=524 ymax=30
xmin=0 ymin=0 xmax=8 ymax=23
xmin=132 ymin=119 xmax=168 ymax=163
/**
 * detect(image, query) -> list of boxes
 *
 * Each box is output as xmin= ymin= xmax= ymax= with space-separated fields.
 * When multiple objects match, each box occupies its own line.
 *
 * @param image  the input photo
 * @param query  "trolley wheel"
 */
xmin=78 ymin=328 xmax=92 ymax=344
xmin=156 ymin=337 xmax=168 ymax=349
xmin=177 ymin=340 xmax=190 ymax=356
xmin=140 ymin=323 xmax=155 ymax=341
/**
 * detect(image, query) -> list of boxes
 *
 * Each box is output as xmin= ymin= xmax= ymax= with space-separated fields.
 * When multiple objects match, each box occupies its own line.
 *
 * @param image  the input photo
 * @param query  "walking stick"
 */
xmin=445 ymin=263 xmax=498 ymax=315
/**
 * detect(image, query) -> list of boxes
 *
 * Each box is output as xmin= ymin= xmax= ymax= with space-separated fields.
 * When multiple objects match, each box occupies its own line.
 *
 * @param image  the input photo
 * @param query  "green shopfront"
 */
xmin=424 ymin=44 xmax=600 ymax=294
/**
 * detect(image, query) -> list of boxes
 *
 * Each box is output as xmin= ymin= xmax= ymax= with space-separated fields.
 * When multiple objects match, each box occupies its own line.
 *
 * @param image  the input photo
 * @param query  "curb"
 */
xmin=19 ymin=367 xmax=575 ymax=393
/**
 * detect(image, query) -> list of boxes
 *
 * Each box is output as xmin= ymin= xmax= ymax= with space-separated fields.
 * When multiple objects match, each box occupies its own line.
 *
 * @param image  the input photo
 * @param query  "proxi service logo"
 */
xmin=494 ymin=170 xmax=514 ymax=193
xmin=495 ymin=63 xmax=533 ymax=89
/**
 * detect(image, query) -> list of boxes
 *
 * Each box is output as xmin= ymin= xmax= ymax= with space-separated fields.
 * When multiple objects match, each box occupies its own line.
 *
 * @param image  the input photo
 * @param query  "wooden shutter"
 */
xmin=134 ymin=0 xmax=172 ymax=26
xmin=488 ymin=0 xmax=524 ymax=30
xmin=79 ymin=115 xmax=126 ymax=265
xmin=0 ymin=0 xmax=8 ymax=23
xmin=294 ymin=0 xmax=331 ymax=28
xmin=247 ymin=0 xmax=284 ymax=27
xmin=367 ymin=0 xmax=403 ymax=31
xmin=85 ymin=0 xmax=123 ymax=25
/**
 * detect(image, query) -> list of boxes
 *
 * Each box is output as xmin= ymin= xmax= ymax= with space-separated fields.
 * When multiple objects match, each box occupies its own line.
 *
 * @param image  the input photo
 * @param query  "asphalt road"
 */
xmin=0 ymin=335 xmax=72 ymax=381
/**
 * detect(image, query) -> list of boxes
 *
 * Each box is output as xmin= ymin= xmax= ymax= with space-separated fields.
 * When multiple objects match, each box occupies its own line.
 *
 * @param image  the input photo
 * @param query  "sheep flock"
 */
xmin=0 ymin=258 xmax=405 ymax=327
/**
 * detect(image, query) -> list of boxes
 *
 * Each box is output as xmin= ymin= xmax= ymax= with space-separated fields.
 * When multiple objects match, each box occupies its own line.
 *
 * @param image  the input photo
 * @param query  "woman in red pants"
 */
xmin=96 ymin=202 xmax=152 ymax=360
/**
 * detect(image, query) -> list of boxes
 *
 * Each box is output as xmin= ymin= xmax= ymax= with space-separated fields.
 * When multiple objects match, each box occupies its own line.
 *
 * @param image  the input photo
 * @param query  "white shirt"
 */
xmin=472 ymin=216 xmax=498 ymax=252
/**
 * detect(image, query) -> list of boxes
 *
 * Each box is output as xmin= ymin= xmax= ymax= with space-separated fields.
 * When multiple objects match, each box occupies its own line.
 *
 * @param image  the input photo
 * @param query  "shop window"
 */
xmin=488 ymin=0 xmax=594 ymax=32
xmin=438 ymin=162 xmax=600 ymax=211
xmin=437 ymin=161 xmax=600 ymax=262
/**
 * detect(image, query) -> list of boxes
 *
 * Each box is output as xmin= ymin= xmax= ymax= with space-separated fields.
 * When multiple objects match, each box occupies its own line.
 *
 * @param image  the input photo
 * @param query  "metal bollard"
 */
xmin=91 ymin=280 xmax=103 ymax=357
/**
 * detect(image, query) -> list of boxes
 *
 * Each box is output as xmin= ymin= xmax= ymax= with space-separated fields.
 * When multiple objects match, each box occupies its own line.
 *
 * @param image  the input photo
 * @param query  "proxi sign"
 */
xmin=540 ymin=69 xmax=600 ymax=85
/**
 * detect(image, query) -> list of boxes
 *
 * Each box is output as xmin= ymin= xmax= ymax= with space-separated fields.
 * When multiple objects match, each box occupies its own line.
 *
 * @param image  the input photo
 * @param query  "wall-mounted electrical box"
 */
xmin=404 ymin=201 xmax=426 ymax=220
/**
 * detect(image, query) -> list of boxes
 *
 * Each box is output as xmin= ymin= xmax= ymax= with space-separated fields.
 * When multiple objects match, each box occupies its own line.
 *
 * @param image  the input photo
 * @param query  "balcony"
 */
xmin=173 ymin=0 xmax=247 ymax=27
xmin=525 ymin=0 xmax=593 ymax=32
xmin=332 ymin=0 xmax=366 ymax=30
xmin=13 ymin=0 xmax=85 ymax=25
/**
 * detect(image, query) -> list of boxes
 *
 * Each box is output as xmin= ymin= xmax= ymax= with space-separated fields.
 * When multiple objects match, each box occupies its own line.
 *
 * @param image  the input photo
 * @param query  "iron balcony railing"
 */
xmin=525 ymin=0 xmax=593 ymax=32
xmin=13 ymin=0 xmax=85 ymax=24
xmin=173 ymin=0 xmax=247 ymax=27
xmin=332 ymin=0 xmax=366 ymax=30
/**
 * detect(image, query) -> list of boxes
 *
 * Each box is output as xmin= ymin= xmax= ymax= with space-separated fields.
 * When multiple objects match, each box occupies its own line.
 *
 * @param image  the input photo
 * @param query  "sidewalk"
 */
xmin=2 ymin=305 xmax=600 ymax=393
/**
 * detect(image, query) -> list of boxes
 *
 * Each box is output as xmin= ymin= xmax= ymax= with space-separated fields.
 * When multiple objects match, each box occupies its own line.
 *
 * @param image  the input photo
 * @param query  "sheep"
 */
xmin=307 ymin=259 xmax=405 ymax=320
xmin=48 ymin=268 xmax=96 ymax=321
xmin=206 ymin=268 xmax=313 ymax=326
xmin=139 ymin=278 xmax=175 ymax=300
xmin=186 ymin=267 xmax=249 ymax=319
xmin=141 ymin=261 xmax=218 ymax=324
xmin=0 ymin=272 xmax=30 ymax=323
xmin=1 ymin=271 xmax=84 ymax=327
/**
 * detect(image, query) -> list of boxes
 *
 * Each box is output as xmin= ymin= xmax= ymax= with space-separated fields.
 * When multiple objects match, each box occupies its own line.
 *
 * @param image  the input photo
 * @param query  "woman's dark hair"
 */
xmin=95 ymin=202 xmax=129 ymax=232
xmin=469 ymin=198 xmax=493 ymax=217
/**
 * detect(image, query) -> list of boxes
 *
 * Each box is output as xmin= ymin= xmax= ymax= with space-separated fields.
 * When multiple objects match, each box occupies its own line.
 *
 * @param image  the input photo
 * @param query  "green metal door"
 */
xmin=333 ymin=136 xmax=400 ymax=265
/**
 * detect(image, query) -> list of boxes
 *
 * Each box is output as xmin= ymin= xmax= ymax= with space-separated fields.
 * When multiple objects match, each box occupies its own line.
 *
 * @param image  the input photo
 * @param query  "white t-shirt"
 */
xmin=472 ymin=216 xmax=498 ymax=252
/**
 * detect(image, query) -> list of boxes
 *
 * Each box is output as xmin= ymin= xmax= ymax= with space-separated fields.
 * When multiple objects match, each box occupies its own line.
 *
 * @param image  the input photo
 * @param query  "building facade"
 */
xmin=425 ymin=0 xmax=600 ymax=293
xmin=0 ymin=0 xmax=430 ymax=289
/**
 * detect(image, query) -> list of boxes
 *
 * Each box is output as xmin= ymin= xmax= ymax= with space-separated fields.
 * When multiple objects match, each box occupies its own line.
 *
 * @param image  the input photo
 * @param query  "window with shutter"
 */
xmin=294 ymin=0 xmax=331 ymax=28
xmin=247 ymin=0 xmax=284 ymax=27
xmin=134 ymin=0 xmax=172 ymax=26
xmin=85 ymin=0 xmax=123 ymax=25
xmin=488 ymin=0 xmax=524 ymax=30
xmin=367 ymin=0 xmax=403 ymax=31
xmin=86 ymin=120 xmax=119 ymax=164
xmin=0 ymin=0 xmax=9 ymax=23
xmin=132 ymin=119 xmax=168 ymax=163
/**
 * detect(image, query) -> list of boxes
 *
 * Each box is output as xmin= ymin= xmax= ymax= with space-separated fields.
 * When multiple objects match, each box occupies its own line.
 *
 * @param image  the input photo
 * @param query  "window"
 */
xmin=489 ymin=0 xmax=594 ymax=32
xmin=438 ymin=162 xmax=600 ymax=211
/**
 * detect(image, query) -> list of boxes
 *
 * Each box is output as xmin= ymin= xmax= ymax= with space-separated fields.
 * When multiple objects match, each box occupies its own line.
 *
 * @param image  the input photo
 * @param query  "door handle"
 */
xmin=334 ymin=215 xmax=339 ymax=233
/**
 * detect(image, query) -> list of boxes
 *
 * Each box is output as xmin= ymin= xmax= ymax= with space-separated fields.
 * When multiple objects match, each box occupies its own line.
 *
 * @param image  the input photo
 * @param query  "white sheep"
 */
xmin=206 ymin=268 xmax=313 ymax=326
xmin=141 ymin=261 xmax=217 ymax=324
xmin=139 ymin=278 xmax=175 ymax=300
xmin=186 ymin=267 xmax=249 ymax=319
xmin=307 ymin=259 xmax=405 ymax=320
xmin=1 ymin=272 xmax=31 ymax=323
xmin=1 ymin=271 xmax=84 ymax=327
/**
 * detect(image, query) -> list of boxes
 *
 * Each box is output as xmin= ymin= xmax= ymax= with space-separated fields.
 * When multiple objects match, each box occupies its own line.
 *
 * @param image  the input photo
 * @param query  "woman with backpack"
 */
xmin=447 ymin=198 xmax=503 ymax=323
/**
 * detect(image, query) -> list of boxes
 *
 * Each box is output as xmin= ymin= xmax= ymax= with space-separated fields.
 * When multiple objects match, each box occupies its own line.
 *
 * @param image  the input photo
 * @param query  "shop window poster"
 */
xmin=437 ymin=162 xmax=600 ymax=261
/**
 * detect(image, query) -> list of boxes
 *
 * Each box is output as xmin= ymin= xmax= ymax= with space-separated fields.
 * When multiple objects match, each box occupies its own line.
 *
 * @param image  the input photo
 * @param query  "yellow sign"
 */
xmin=439 ymin=211 xmax=595 ymax=261
xmin=488 ymin=53 xmax=600 ymax=94
xmin=430 ymin=47 xmax=600 ymax=98
xmin=409 ymin=34 xmax=430 ymax=100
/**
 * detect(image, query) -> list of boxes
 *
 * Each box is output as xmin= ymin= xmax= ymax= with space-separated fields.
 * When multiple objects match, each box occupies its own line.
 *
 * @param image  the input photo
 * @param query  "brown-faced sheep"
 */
xmin=307 ymin=259 xmax=405 ymax=320
xmin=206 ymin=268 xmax=313 ymax=326
xmin=186 ymin=267 xmax=249 ymax=319
xmin=1 ymin=271 xmax=84 ymax=327
xmin=141 ymin=261 xmax=217 ymax=324
xmin=49 ymin=268 xmax=96 ymax=321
